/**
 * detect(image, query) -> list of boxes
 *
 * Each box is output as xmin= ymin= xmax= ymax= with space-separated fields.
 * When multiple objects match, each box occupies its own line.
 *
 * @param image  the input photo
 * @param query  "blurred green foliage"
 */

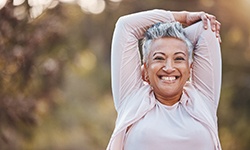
xmin=0 ymin=0 xmax=250 ymax=150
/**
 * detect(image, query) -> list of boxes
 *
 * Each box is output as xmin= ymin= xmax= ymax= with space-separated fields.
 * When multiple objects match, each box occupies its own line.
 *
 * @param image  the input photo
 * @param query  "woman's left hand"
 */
xmin=186 ymin=12 xmax=221 ymax=42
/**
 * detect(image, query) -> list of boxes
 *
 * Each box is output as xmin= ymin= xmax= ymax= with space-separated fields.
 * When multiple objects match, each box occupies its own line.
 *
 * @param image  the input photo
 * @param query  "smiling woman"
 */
xmin=108 ymin=9 xmax=222 ymax=150
xmin=145 ymin=37 xmax=191 ymax=106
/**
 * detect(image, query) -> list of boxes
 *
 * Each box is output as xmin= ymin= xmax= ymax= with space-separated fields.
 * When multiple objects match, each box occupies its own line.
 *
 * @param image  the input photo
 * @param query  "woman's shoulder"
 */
xmin=184 ymin=82 xmax=217 ymax=112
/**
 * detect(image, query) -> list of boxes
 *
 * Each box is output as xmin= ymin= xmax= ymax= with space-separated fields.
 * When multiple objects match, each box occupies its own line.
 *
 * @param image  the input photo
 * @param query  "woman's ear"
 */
xmin=142 ymin=63 xmax=150 ymax=84
xmin=141 ymin=64 xmax=146 ymax=81
xmin=189 ymin=62 xmax=193 ymax=69
xmin=188 ymin=62 xmax=193 ymax=80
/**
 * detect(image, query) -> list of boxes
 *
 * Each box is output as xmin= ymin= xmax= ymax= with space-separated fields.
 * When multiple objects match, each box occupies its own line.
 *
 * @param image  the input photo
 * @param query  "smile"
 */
xmin=160 ymin=76 xmax=179 ymax=82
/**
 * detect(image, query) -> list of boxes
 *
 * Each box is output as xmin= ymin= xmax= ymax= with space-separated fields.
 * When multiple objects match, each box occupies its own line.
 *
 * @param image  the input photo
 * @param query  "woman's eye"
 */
xmin=153 ymin=56 xmax=164 ymax=60
xmin=175 ymin=57 xmax=185 ymax=61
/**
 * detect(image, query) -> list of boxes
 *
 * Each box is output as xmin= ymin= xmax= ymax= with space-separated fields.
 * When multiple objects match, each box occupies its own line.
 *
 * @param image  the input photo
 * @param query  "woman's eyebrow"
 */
xmin=153 ymin=52 xmax=165 ymax=56
xmin=174 ymin=51 xmax=187 ymax=56
xmin=153 ymin=51 xmax=187 ymax=56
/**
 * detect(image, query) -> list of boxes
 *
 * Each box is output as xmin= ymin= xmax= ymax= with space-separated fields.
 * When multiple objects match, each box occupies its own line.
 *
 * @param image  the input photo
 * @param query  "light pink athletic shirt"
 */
xmin=124 ymin=99 xmax=214 ymax=150
xmin=108 ymin=9 xmax=222 ymax=150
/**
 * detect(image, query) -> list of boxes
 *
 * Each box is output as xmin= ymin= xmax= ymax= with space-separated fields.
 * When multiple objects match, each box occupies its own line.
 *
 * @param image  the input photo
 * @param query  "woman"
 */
xmin=108 ymin=9 xmax=222 ymax=150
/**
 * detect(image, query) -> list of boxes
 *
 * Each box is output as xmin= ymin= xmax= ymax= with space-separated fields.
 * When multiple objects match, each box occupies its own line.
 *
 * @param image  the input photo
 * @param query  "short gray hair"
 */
xmin=142 ymin=22 xmax=193 ymax=65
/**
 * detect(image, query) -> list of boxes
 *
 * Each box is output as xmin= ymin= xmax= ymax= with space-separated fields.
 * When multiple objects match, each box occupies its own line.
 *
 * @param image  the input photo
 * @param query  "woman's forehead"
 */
xmin=149 ymin=38 xmax=188 ymax=55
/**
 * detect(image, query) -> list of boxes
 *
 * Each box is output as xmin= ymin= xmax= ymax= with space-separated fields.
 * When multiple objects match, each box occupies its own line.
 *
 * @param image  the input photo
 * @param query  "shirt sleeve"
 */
xmin=184 ymin=21 xmax=222 ymax=108
xmin=111 ymin=9 xmax=175 ymax=111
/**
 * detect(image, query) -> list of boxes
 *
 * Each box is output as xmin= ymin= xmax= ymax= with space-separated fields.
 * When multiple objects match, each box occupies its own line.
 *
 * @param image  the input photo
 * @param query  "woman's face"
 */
xmin=145 ymin=37 xmax=191 ymax=104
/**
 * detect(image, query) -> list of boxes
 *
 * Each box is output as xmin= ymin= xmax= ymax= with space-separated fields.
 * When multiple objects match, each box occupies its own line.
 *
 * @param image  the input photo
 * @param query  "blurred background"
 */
xmin=0 ymin=0 xmax=249 ymax=149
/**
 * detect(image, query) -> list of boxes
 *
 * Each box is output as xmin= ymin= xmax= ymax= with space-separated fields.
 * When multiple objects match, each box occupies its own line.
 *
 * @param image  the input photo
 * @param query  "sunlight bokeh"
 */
xmin=3 ymin=0 xmax=125 ymax=17
xmin=74 ymin=50 xmax=97 ymax=73
xmin=110 ymin=0 xmax=123 ymax=2
xmin=0 ymin=0 xmax=7 ymax=9
xmin=78 ymin=0 xmax=105 ymax=14
xmin=13 ymin=0 xmax=25 ymax=6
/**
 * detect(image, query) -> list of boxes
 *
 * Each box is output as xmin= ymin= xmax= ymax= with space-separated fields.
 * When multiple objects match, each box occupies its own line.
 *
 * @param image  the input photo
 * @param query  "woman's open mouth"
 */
xmin=160 ymin=76 xmax=180 ymax=83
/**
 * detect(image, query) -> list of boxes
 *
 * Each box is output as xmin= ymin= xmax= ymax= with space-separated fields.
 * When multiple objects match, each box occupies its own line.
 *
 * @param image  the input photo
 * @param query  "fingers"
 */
xmin=215 ymin=20 xmax=222 ymax=42
xmin=187 ymin=11 xmax=222 ymax=43
xmin=200 ymin=12 xmax=208 ymax=29
xmin=201 ymin=13 xmax=216 ymax=30
xmin=207 ymin=14 xmax=217 ymax=31
xmin=201 ymin=12 xmax=222 ymax=43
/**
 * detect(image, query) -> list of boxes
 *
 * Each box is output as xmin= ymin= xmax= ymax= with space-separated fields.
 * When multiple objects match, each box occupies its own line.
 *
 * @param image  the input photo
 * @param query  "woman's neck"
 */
xmin=155 ymin=92 xmax=182 ymax=106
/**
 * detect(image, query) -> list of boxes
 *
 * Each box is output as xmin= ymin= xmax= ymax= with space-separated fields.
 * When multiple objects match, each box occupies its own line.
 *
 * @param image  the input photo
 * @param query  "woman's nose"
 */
xmin=163 ymin=61 xmax=175 ymax=72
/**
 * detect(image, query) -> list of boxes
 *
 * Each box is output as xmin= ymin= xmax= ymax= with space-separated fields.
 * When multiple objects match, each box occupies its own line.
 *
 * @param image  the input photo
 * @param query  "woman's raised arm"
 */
xmin=185 ymin=20 xmax=222 ymax=108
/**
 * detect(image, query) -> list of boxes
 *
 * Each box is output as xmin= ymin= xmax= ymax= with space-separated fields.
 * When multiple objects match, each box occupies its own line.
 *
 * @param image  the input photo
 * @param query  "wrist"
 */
xmin=172 ymin=11 xmax=188 ymax=24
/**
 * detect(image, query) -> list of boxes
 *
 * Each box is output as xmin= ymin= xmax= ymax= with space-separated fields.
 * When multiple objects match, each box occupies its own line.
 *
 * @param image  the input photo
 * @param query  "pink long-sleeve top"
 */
xmin=108 ymin=9 xmax=222 ymax=150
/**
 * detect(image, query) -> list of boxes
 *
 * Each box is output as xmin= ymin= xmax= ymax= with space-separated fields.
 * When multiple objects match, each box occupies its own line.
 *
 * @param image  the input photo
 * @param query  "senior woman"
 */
xmin=108 ymin=9 xmax=222 ymax=150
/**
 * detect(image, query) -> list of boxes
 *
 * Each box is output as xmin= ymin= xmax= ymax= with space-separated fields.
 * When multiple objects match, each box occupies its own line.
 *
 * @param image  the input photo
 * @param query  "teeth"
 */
xmin=161 ymin=76 xmax=176 ymax=81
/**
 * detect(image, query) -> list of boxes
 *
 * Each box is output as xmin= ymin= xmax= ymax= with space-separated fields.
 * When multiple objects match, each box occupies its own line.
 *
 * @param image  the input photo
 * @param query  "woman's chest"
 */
xmin=124 ymin=102 xmax=214 ymax=150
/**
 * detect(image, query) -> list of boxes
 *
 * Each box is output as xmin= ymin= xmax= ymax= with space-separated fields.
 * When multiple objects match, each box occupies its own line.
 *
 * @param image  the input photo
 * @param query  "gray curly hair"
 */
xmin=142 ymin=22 xmax=193 ymax=65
